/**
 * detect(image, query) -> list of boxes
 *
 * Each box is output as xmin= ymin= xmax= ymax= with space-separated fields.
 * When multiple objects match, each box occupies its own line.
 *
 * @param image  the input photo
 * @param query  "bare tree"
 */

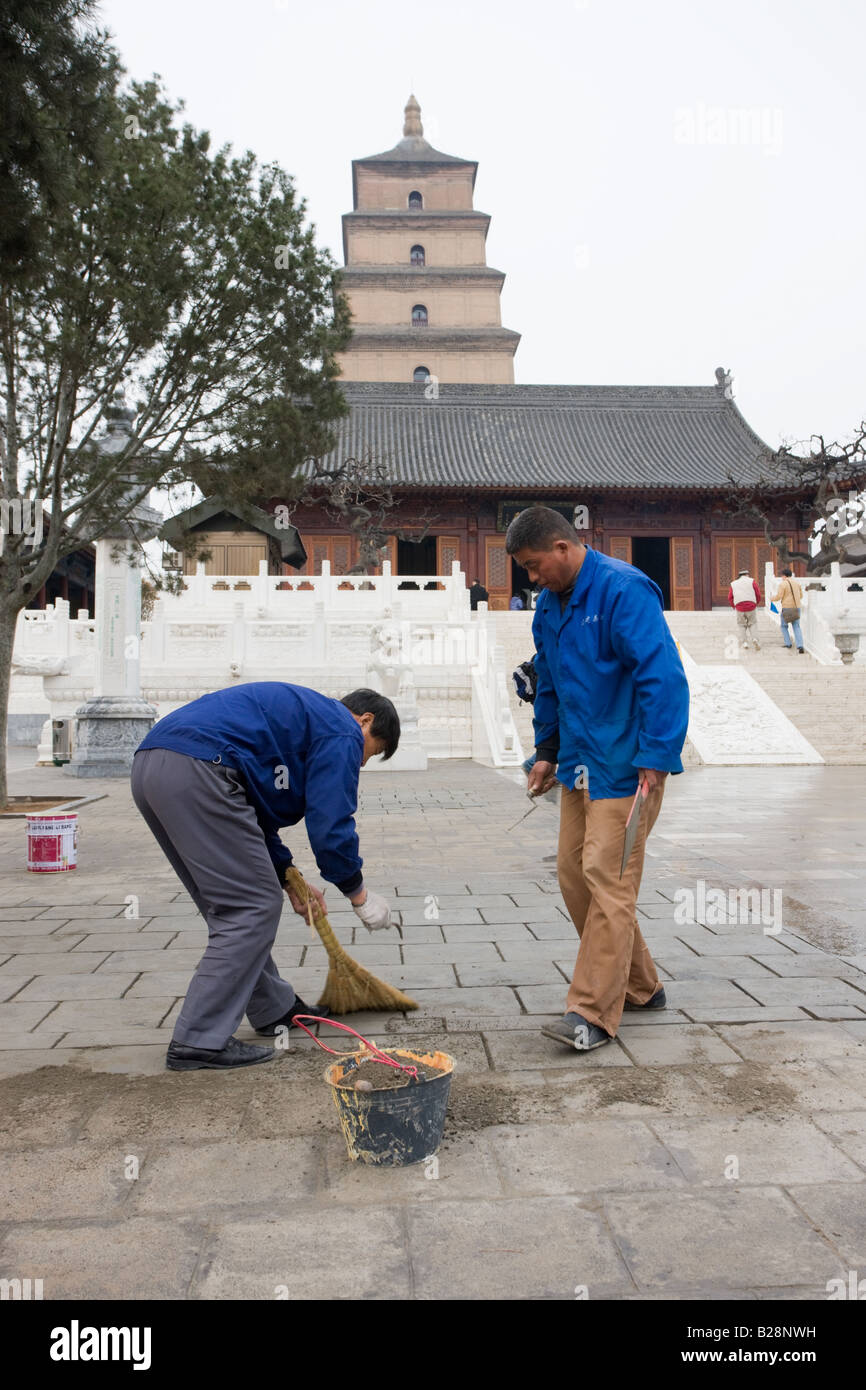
xmin=726 ymin=425 xmax=866 ymax=574
xmin=288 ymin=454 xmax=439 ymax=573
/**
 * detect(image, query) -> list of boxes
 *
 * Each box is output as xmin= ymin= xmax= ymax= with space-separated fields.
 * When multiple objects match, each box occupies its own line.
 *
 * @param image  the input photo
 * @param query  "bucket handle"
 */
xmin=291 ymin=1015 xmax=419 ymax=1080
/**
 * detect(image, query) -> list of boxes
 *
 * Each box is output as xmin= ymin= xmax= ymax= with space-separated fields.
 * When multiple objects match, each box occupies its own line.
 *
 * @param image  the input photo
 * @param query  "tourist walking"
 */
xmin=773 ymin=567 xmax=805 ymax=652
xmin=728 ymin=568 xmax=762 ymax=650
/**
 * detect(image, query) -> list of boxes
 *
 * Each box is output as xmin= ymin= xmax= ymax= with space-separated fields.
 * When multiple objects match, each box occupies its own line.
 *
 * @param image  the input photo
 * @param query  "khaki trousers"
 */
xmin=557 ymin=783 xmax=665 ymax=1037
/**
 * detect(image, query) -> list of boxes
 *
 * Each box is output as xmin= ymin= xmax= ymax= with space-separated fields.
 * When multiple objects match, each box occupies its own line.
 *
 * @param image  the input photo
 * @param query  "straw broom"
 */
xmin=285 ymin=867 xmax=418 ymax=1014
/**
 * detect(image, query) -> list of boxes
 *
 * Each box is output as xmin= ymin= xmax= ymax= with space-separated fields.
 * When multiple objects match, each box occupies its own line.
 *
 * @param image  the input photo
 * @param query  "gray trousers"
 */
xmin=131 ymin=748 xmax=295 ymax=1048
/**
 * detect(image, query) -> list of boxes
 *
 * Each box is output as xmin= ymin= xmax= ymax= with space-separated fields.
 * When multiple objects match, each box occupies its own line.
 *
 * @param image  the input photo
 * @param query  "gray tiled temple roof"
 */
xmin=317 ymin=380 xmax=777 ymax=492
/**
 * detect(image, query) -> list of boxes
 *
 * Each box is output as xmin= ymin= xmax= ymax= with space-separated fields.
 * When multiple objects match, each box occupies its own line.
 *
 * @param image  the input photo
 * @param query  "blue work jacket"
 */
xmin=136 ymin=682 xmax=365 ymax=892
xmin=532 ymin=547 xmax=690 ymax=798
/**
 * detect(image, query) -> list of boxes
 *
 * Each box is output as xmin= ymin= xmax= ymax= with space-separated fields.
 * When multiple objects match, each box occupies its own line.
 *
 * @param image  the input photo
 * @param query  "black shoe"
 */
xmin=254 ymin=996 xmax=331 ymax=1037
xmin=798 ymin=647 xmax=804 ymax=654
xmin=624 ymin=985 xmax=667 ymax=1011
xmin=166 ymin=1036 xmax=278 ymax=1071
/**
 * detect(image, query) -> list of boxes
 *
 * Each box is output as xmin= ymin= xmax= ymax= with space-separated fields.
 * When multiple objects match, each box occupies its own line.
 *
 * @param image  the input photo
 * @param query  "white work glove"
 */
xmin=352 ymin=890 xmax=392 ymax=932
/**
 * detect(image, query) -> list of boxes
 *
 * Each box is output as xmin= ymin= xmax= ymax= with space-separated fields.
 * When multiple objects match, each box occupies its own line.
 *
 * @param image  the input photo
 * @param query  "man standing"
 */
xmin=131 ymin=683 xmax=399 ymax=1071
xmin=728 ymin=568 xmax=762 ymax=650
xmin=505 ymin=507 xmax=689 ymax=1052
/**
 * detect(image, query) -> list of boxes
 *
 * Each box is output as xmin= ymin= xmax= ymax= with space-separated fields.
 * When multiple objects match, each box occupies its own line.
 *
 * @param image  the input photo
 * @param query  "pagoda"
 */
xmin=337 ymin=95 xmax=520 ymax=383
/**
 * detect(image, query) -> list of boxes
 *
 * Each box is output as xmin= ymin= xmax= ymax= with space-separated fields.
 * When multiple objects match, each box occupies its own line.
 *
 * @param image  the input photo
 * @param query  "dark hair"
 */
xmin=781 ymin=567 xmax=793 ymax=577
xmin=341 ymin=689 xmax=400 ymax=760
xmin=505 ymin=506 xmax=578 ymax=555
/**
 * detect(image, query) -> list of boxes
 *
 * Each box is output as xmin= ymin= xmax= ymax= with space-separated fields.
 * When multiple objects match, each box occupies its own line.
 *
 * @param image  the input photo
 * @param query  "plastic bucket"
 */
xmin=26 ymin=814 xmax=78 ymax=872
xmin=325 ymin=1047 xmax=454 ymax=1166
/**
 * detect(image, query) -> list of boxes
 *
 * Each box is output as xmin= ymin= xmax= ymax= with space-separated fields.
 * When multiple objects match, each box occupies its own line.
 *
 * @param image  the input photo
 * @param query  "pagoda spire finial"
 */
xmin=403 ymin=93 xmax=423 ymax=138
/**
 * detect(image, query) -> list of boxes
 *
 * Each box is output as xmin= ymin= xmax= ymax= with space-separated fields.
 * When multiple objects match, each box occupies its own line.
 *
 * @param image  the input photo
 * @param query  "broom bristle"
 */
xmin=285 ymin=868 xmax=418 ymax=1014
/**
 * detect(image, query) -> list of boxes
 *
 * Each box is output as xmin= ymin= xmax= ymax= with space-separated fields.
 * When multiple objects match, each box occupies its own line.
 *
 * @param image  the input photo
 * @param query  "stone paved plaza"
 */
xmin=1 ymin=750 xmax=866 ymax=1300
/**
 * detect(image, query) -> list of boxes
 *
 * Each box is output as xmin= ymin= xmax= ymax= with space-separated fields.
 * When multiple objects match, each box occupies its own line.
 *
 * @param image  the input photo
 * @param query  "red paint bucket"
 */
xmin=26 ymin=814 xmax=78 ymax=872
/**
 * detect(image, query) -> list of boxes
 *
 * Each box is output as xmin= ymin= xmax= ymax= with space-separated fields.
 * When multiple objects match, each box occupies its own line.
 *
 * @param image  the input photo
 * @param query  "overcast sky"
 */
xmin=97 ymin=0 xmax=865 ymax=451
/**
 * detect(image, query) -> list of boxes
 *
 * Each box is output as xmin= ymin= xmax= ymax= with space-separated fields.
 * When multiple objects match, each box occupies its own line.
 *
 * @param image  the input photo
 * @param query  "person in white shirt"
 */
xmin=728 ymin=569 xmax=762 ymax=650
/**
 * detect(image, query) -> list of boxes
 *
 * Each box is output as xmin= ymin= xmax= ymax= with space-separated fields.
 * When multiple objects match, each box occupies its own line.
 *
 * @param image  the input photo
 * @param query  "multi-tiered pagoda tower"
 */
xmin=337 ymin=95 xmax=520 ymax=383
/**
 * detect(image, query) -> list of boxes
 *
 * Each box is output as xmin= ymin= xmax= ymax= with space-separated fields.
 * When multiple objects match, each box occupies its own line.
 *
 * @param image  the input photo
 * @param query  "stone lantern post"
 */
xmin=65 ymin=402 xmax=161 ymax=777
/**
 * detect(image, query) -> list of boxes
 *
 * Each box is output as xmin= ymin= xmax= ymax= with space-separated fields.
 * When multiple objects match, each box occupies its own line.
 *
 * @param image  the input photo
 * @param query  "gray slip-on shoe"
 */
xmin=541 ymin=1012 xmax=611 ymax=1051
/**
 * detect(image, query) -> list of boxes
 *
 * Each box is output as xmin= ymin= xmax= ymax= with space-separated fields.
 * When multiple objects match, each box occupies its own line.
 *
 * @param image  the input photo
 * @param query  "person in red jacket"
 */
xmin=728 ymin=568 xmax=762 ymax=650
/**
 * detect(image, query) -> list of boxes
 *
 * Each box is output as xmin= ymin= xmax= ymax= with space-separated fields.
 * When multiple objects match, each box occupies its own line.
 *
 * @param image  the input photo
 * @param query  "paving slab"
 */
xmin=0 ymin=1141 xmax=140 ymax=1219
xmin=808 ymin=1005 xmax=866 ymax=1020
xmin=456 ymin=962 xmax=567 ymax=988
xmin=731 ymin=976 xmax=866 ymax=1007
xmin=137 ymin=1135 xmax=320 ymax=1212
xmin=0 ymin=933 xmax=86 ymax=953
xmin=322 ymin=1131 xmax=504 ymax=1203
xmin=820 ymin=1056 xmax=866 ymax=1101
xmin=11 ymin=973 xmax=140 ymax=1002
xmin=82 ymin=1082 xmax=253 ymax=1144
xmin=714 ymin=1020 xmax=866 ymax=1063
xmin=72 ymin=932 xmax=178 ymax=953
xmin=662 ymin=979 xmax=767 ymax=1009
xmin=97 ymin=899 xmax=199 ymax=914
xmin=46 ymin=998 xmax=177 ymax=1030
xmin=616 ymin=1008 xmax=694 ymax=1026
xmin=673 ymin=933 xmax=793 ymax=956
xmin=651 ymin=1115 xmax=865 ymax=1186
xmin=398 ymin=908 xmax=484 ymax=927
xmin=191 ymin=1206 xmax=411 ymax=1300
xmin=94 ymin=950 xmax=204 ymax=973
xmin=484 ymin=1029 xmax=634 ymax=1070
xmin=514 ymin=984 xmax=570 ymax=1014
xmin=441 ymin=922 xmax=537 ymax=942
xmin=682 ymin=1006 xmax=811 ymax=1024
xmin=0 ymin=1001 xmax=58 ymax=1032
xmin=405 ymin=986 xmax=520 ymax=1016
xmin=399 ymin=943 xmax=500 ymax=965
xmin=0 ymin=977 xmax=33 ymax=1002
xmin=786 ymin=1182 xmax=866 ymax=1267
xmin=0 ymin=1218 xmax=206 ymax=1300
xmin=602 ymin=1187 xmax=847 ymax=1293
xmin=0 ymin=1048 xmax=72 ymax=1073
xmin=751 ymin=952 xmax=866 ymax=978
xmin=0 ymin=906 xmax=59 ymax=921
xmin=617 ymin=1024 xmax=743 ymax=1067
xmin=0 ymin=951 xmax=111 ymax=977
xmin=0 ymin=917 xmax=82 ymax=935
xmin=498 ymin=940 xmax=577 ymax=960
xmin=654 ymin=953 xmax=782 ymax=979
xmin=36 ymin=905 xmax=126 ymax=919
xmin=490 ymin=1118 xmax=685 ymax=1195
xmin=133 ymin=915 xmax=207 ymax=933
xmin=407 ymin=1196 xmax=634 ymax=1300
xmin=0 ymin=1030 xmax=67 ymax=1050
xmin=809 ymin=1110 xmax=866 ymax=1170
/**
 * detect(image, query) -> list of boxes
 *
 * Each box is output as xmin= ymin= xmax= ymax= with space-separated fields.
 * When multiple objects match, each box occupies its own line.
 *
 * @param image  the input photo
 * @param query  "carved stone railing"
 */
xmin=10 ymin=561 xmax=524 ymax=767
xmin=763 ymin=561 xmax=866 ymax=665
